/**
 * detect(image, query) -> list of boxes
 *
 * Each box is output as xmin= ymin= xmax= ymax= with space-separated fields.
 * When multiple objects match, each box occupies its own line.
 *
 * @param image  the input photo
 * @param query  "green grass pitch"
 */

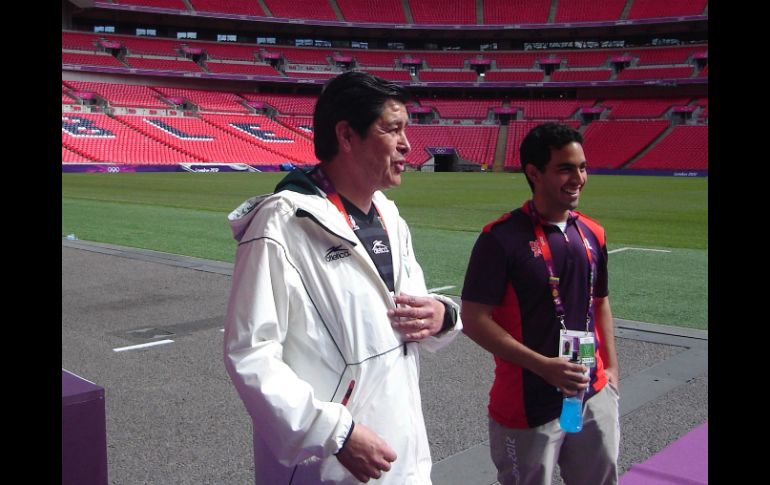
xmin=62 ymin=172 xmax=707 ymax=330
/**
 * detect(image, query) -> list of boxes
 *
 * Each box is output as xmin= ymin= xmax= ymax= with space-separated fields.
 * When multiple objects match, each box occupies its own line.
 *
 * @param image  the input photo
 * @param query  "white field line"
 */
xmin=428 ymin=285 xmax=456 ymax=293
xmin=113 ymin=340 xmax=174 ymax=352
xmin=609 ymin=247 xmax=672 ymax=254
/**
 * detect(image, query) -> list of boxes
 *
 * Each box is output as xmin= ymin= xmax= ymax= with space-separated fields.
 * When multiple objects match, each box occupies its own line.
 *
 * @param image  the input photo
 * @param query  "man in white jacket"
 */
xmin=224 ymin=71 xmax=462 ymax=484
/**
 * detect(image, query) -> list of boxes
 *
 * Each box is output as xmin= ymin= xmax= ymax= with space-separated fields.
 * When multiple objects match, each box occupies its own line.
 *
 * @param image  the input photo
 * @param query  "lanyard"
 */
xmin=526 ymin=201 xmax=595 ymax=333
xmin=309 ymin=167 xmax=389 ymax=235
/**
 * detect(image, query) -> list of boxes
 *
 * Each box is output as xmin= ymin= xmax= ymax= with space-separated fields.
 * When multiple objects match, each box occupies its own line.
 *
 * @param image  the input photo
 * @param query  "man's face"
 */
xmin=349 ymin=99 xmax=411 ymax=191
xmin=527 ymin=141 xmax=587 ymax=220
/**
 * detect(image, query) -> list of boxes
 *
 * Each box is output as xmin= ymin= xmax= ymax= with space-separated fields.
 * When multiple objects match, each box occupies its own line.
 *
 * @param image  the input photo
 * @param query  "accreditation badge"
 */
xmin=558 ymin=330 xmax=596 ymax=368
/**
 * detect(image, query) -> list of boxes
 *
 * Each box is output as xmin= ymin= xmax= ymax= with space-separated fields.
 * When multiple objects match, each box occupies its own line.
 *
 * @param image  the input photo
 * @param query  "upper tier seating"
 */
xmin=408 ymin=0 xmax=476 ymax=24
xmin=189 ymin=0 xmax=265 ymax=16
xmin=336 ymin=0 xmax=407 ymax=23
xmin=627 ymin=0 xmax=708 ymax=19
xmin=262 ymin=0 xmax=337 ymax=20
xmin=483 ymin=0 xmax=550 ymax=24
xmin=554 ymin=0 xmax=626 ymax=22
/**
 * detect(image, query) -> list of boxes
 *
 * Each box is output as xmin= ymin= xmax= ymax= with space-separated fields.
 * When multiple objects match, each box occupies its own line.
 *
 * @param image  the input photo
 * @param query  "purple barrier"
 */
xmin=469 ymin=59 xmax=492 ymax=66
xmin=581 ymin=107 xmax=605 ymax=114
xmin=408 ymin=106 xmax=432 ymax=113
xmin=261 ymin=52 xmax=282 ymax=59
xmin=333 ymin=55 xmax=353 ymax=62
xmin=400 ymin=58 xmax=422 ymax=65
xmin=62 ymin=369 xmax=108 ymax=485
xmin=620 ymin=422 xmax=707 ymax=484
xmin=539 ymin=58 xmax=562 ymax=65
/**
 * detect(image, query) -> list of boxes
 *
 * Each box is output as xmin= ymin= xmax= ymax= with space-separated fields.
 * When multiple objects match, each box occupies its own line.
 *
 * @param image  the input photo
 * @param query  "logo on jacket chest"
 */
xmin=325 ymin=245 xmax=351 ymax=262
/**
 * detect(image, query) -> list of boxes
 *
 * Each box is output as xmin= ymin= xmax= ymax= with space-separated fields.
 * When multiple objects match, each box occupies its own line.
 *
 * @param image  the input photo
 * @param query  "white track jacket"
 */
xmin=223 ymin=171 xmax=461 ymax=484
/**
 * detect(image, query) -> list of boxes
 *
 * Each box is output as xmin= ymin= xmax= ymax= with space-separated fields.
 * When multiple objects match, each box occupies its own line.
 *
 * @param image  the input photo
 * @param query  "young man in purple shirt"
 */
xmin=461 ymin=122 xmax=620 ymax=485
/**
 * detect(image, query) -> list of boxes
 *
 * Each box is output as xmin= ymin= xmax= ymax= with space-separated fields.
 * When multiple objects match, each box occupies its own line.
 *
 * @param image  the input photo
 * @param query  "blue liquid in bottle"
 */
xmin=559 ymin=396 xmax=583 ymax=433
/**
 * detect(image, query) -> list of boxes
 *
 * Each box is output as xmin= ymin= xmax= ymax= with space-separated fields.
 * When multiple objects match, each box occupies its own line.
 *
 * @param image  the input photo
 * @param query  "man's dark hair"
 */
xmin=519 ymin=122 xmax=584 ymax=191
xmin=313 ymin=71 xmax=410 ymax=163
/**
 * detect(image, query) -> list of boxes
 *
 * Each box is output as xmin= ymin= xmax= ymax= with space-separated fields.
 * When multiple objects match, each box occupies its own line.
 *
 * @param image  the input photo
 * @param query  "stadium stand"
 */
xmin=511 ymin=99 xmax=596 ymax=120
xmin=491 ymin=52 xmax=541 ymax=69
xmin=62 ymin=145 xmax=94 ymax=163
xmin=152 ymin=86 xmax=249 ymax=112
xmin=419 ymin=52 xmax=472 ymax=69
xmin=185 ymin=42 xmax=259 ymax=62
xmin=559 ymin=50 xmax=620 ymax=68
xmin=262 ymin=0 xmax=337 ymax=20
xmin=615 ymin=66 xmax=694 ymax=81
xmin=483 ymin=71 xmax=544 ymax=82
xmin=204 ymin=62 xmax=281 ymax=76
xmin=554 ymin=0 xmax=626 ymax=22
xmin=276 ymin=116 xmax=315 ymax=140
xmin=627 ymin=0 xmax=708 ymax=19
xmin=603 ymin=97 xmax=690 ymax=119
xmin=279 ymin=47 xmax=334 ymax=65
xmin=408 ymin=0 xmax=476 ymax=25
xmin=62 ymin=31 xmax=102 ymax=51
xmin=111 ymin=0 xmax=187 ymax=8
xmin=336 ymin=0 xmax=407 ymax=24
xmin=630 ymin=46 xmax=703 ymax=66
xmin=62 ymin=112 xmax=201 ymax=164
xmin=337 ymin=50 xmax=400 ymax=68
xmin=199 ymin=113 xmax=317 ymax=164
xmin=630 ymin=125 xmax=708 ymax=170
xmin=364 ymin=70 xmax=413 ymax=81
xmin=284 ymin=71 xmax=339 ymax=79
xmin=419 ymin=71 xmax=478 ymax=82
xmin=550 ymin=70 xmax=613 ymax=82
xmin=62 ymin=52 xmax=125 ymax=68
xmin=416 ymin=98 xmax=503 ymax=119
xmin=124 ymin=57 xmax=204 ymax=73
xmin=483 ymin=0 xmax=550 ymax=24
xmin=582 ymin=120 xmax=670 ymax=169
xmin=405 ymin=125 xmax=499 ymax=167
xmin=698 ymin=65 xmax=708 ymax=77
xmin=189 ymin=0 xmax=265 ymax=16
xmin=504 ymin=120 xmax=582 ymax=169
xmin=239 ymin=93 xmax=317 ymax=115
xmin=62 ymin=81 xmax=170 ymax=109
xmin=114 ymin=36 xmax=185 ymax=57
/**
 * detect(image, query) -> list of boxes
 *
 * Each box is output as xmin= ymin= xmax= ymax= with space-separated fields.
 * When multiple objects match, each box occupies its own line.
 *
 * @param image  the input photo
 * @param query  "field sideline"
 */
xmin=62 ymin=172 xmax=707 ymax=329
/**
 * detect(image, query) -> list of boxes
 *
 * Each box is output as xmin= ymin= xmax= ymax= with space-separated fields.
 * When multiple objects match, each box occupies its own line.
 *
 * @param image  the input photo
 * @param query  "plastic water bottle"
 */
xmin=559 ymin=393 xmax=584 ymax=433
xmin=559 ymin=359 xmax=586 ymax=433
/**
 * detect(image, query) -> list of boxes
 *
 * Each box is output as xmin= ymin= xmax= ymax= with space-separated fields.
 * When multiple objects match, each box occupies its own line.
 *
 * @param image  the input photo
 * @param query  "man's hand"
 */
xmin=336 ymin=423 xmax=397 ymax=482
xmin=388 ymin=293 xmax=445 ymax=341
xmin=536 ymin=357 xmax=590 ymax=396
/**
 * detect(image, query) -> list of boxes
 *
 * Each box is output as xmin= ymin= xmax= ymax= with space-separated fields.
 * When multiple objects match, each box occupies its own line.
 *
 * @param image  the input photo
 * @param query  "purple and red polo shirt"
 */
xmin=461 ymin=200 xmax=610 ymax=429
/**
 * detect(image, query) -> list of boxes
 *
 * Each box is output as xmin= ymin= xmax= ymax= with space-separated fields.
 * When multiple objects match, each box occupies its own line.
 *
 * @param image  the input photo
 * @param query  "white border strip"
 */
xmin=609 ymin=247 xmax=672 ymax=254
xmin=113 ymin=339 xmax=174 ymax=352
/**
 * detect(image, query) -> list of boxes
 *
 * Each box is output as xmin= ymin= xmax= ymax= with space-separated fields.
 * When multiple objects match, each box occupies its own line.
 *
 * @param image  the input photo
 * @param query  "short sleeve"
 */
xmin=461 ymin=231 xmax=509 ymax=306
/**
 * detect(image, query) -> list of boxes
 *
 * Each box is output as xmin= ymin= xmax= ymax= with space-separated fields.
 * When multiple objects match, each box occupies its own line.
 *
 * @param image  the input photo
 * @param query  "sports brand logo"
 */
xmin=372 ymin=240 xmax=390 ymax=254
xmin=325 ymin=245 xmax=351 ymax=262
xmin=529 ymin=240 xmax=542 ymax=258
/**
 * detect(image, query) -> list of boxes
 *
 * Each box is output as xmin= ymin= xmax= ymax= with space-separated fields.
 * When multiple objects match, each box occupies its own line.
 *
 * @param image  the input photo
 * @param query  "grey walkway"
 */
xmin=62 ymin=239 xmax=707 ymax=485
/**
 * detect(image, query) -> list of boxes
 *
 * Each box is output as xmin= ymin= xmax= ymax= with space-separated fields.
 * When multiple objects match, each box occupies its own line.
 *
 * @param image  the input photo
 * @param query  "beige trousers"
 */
xmin=488 ymin=384 xmax=620 ymax=485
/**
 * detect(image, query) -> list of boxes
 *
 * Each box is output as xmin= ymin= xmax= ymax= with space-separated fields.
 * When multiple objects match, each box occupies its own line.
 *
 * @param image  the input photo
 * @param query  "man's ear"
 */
xmin=335 ymin=120 xmax=354 ymax=154
xmin=524 ymin=163 xmax=540 ymax=187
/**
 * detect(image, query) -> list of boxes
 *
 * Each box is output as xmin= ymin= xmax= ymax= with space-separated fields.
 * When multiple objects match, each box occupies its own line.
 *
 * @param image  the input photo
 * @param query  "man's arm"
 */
xmin=460 ymin=300 xmax=589 ymax=395
xmin=225 ymin=237 xmax=392 ymax=471
xmin=593 ymin=296 xmax=619 ymax=388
